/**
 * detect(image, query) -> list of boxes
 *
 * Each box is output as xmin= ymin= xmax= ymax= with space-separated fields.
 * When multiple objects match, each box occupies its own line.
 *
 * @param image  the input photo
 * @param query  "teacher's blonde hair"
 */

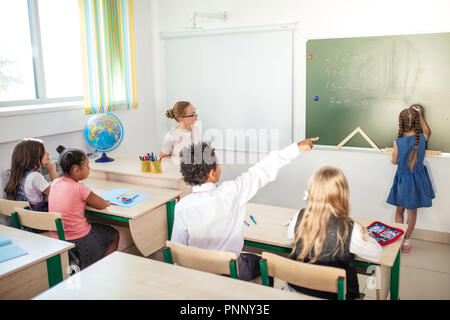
xmin=291 ymin=166 xmax=353 ymax=263
xmin=165 ymin=101 xmax=191 ymax=122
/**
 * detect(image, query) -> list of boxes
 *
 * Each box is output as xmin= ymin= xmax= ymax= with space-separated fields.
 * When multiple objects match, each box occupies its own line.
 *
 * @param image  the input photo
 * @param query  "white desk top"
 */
xmin=34 ymin=251 xmax=316 ymax=300
xmin=245 ymin=202 xmax=407 ymax=267
xmin=89 ymin=153 xmax=183 ymax=181
xmin=84 ymin=178 xmax=181 ymax=219
xmin=0 ymin=225 xmax=74 ymax=279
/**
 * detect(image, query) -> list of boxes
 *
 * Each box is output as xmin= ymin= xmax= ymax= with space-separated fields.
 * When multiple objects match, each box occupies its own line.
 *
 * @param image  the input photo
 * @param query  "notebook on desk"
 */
xmin=100 ymin=188 xmax=152 ymax=208
xmin=0 ymin=236 xmax=28 ymax=263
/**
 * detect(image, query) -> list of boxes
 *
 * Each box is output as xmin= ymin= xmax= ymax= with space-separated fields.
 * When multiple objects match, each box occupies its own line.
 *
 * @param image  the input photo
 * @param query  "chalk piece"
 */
xmin=307 ymin=54 xmax=312 ymax=60
xmin=314 ymin=96 xmax=319 ymax=101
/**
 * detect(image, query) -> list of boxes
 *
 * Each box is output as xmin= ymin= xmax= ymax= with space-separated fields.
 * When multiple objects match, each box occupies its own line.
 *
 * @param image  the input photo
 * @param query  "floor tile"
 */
xmin=399 ymin=265 xmax=450 ymax=300
xmin=400 ymin=239 xmax=450 ymax=274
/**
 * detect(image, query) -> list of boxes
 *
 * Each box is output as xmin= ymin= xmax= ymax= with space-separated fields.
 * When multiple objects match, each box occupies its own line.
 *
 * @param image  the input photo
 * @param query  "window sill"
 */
xmin=0 ymin=100 xmax=88 ymax=143
xmin=0 ymin=100 xmax=85 ymax=117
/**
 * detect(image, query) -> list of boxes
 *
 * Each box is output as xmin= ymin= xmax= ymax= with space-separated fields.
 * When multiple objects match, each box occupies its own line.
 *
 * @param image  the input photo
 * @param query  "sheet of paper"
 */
xmin=100 ymin=189 xmax=152 ymax=208
xmin=0 ymin=236 xmax=28 ymax=263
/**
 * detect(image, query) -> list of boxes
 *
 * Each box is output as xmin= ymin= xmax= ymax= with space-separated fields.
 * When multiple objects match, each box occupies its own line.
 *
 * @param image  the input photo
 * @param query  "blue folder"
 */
xmin=0 ymin=236 xmax=28 ymax=263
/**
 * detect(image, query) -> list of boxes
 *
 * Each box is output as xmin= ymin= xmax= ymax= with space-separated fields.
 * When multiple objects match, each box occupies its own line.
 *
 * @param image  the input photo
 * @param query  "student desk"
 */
xmin=0 ymin=224 xmax=74 ymax=299
xmin=244 ymin=202 xmax=408 ymax=300
xmin=89 ymin=154 xmax=192 ymax=197
xmin=34 ymin=251 xmax=318 ymax=300
xmin=84 ymin=178 xmax=181 ymax=257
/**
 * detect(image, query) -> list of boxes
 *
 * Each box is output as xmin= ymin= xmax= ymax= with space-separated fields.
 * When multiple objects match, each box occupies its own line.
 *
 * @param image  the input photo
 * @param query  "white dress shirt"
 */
xmin=287 ymin=211 xmax=382 ymax=262
xmin=171 ymin=143 xmax=301 ymax=256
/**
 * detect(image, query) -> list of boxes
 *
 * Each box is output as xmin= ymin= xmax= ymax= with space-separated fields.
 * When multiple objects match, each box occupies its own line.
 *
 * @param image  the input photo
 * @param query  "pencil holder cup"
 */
xmin=150 ymin=160 xmax=162 ymax=174
xmin=140 ymin=160 xmax=151 ymax=172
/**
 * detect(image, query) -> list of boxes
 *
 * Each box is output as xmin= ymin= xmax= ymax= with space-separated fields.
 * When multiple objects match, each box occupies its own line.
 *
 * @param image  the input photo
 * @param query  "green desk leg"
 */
xmin=163 ymin=247 xmax=174 ymax=264
xmin=229 ymin=260 xmax=238 ymax=279
xmin=337 ymin=277 xmax=346 ymax=300
xmin=166 ymin=200 xmax=176 ymax=240
xmin=259 ymin=259 xmax=271 ymax=287
xmin=390 ymin=250 xmax=401 ymax=300
xmin=46 ymin=254 xmax=63 ymax=288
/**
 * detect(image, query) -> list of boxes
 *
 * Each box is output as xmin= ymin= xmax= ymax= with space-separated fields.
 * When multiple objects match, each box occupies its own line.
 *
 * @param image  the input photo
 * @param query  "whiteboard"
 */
xmin=162 ymin=26 xmax=293 ymax=152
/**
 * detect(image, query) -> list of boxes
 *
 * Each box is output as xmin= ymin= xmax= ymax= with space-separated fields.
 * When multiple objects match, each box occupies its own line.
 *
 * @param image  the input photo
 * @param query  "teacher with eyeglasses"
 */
xmin=160 ymin=101 xmax=201 ymax=159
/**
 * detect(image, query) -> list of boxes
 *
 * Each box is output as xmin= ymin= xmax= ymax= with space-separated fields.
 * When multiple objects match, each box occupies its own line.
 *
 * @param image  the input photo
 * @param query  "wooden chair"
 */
xmin=259 ymin=251 xmax=347 ymax=300
xmin=163 ymin=240 xmax=239 ymax=279
xmin=12 ymin=207 xmax=65 ymax=241
xmin=0 ymin=199 xmax=30 ymax=227
xmin=12 ymin=206 xmax=73 ymax=285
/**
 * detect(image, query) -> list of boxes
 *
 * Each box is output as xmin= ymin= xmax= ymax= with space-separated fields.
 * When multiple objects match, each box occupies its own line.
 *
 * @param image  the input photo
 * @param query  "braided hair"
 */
xmin=398 ymin=106 xmax=421 ymax=171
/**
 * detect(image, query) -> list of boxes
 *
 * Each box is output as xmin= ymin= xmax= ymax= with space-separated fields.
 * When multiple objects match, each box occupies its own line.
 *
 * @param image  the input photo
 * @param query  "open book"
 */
xmin=0 ymin=236 xmax=28 ymax=263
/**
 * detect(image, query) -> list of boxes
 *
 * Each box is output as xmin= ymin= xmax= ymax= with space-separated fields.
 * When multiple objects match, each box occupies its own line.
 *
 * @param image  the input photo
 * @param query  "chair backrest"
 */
xmin=164 ymin=240 xmax=238 ymax=278
xmin=12 ymin=207 xmax=65 ymax=240
xmin=0 ymin=199 xmax=30 ymax=216
xmin=260 ymin=252 xmax=346 ymax=300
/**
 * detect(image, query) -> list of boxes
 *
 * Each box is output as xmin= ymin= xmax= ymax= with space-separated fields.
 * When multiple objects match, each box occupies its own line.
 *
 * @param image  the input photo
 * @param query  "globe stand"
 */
xmin=95 ymin=152 xmax=114 ymax=163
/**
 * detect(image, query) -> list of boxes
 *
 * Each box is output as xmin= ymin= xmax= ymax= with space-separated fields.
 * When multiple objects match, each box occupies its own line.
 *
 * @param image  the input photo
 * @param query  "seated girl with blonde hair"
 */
xmin=286 ymin=166 xmax=382 ymax=300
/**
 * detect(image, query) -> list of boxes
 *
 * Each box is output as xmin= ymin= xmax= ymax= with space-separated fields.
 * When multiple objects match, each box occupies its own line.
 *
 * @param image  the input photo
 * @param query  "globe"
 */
xmin=83 ymin=112 xmax=124 ymax=162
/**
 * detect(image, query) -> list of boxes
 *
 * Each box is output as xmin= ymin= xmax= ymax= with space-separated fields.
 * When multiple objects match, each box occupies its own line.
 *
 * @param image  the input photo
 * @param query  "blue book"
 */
xmin=100 ymin=188 xmax=152 ymax=208
xmin=0 ymin=236 xmax=28 ymax=263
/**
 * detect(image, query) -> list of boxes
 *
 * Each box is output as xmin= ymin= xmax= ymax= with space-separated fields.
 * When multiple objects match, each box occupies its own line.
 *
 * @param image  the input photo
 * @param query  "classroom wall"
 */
xmin=153 ymin=0 xmax=450 ymax=233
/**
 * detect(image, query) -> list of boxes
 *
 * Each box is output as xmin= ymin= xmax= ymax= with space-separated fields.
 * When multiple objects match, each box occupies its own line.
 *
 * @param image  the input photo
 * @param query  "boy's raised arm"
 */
xmin=221 ymin=137 xmax=318 ymax=207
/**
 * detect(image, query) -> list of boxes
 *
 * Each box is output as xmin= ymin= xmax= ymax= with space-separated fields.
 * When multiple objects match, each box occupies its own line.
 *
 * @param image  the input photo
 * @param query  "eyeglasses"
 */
xmin=182 ymin=110 xmax=197 ymax=118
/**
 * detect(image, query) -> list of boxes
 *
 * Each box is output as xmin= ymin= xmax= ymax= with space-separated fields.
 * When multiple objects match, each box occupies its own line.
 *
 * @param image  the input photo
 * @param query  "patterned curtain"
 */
xmin=79 ymin=0 xmax=137 ymax=114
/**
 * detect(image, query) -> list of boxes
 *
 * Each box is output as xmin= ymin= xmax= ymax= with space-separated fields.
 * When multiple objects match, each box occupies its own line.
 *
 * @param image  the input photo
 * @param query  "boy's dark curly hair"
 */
xmin=180 ymin=142 xmax=217 ymax=186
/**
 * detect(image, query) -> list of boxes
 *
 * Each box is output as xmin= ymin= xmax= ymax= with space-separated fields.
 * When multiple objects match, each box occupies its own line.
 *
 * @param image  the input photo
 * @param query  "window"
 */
xmin=0 ymin=0 xmax=83 ymax=107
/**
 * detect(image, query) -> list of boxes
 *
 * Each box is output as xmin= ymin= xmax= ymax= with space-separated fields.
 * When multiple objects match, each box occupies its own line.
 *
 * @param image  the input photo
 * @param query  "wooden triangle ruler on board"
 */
xmin=336 ymin=127 xmax=381 ymax=152
xmin=383 ymin=147 xmax=442 ymax=156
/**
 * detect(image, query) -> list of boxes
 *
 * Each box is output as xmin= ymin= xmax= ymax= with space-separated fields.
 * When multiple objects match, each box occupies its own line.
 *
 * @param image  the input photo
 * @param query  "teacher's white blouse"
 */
xmin=160 ymin=125 xmax=201 ymax=157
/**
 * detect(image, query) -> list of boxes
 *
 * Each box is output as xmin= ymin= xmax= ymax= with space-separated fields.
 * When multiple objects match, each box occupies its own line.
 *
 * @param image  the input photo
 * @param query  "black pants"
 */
xmin=237 ymin=253 xmax=261 ymax=281
xmin=68 ymin=223 xmax=116 ymax=269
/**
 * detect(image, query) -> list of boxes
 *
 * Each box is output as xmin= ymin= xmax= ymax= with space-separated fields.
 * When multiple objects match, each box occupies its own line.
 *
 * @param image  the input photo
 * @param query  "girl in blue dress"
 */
xmin=387 ymin=105 xmax=435 ymax=253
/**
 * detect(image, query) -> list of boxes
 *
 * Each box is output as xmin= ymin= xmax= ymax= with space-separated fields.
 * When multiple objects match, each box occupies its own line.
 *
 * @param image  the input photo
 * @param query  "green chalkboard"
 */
xmin=306 ymin=32 xmax=450 ymax=152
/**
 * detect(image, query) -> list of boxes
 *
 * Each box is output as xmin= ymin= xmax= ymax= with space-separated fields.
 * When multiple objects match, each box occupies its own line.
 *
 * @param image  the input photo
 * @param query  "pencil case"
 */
xmin=366 ymin=221 xmax=404 ymax=245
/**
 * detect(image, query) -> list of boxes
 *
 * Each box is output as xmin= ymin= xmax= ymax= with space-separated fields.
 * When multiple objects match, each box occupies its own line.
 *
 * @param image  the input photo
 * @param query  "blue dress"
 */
xmin=387 ymin=134 xmax=435 ymax=209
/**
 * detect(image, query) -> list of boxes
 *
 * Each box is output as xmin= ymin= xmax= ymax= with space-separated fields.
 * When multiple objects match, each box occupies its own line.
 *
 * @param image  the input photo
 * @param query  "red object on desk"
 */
xmin=367 ymin=221 xmax=404 ymax=246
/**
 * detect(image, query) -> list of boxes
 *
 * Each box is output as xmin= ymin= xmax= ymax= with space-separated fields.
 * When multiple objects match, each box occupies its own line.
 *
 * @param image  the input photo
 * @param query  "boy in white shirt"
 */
xmin=171 ymin=137 xmax=319 ymax=280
